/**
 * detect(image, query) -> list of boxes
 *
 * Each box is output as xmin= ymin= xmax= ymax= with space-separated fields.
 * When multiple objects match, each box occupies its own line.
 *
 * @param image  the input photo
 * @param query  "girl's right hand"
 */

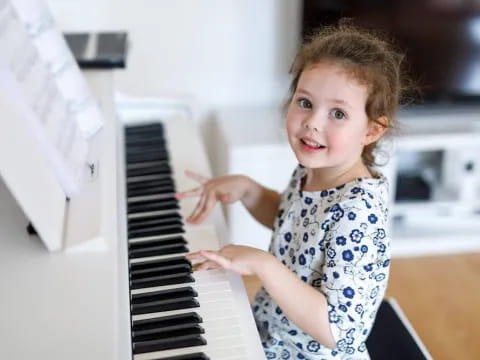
xmin=175 ymin=170 xmax=251 ymax=224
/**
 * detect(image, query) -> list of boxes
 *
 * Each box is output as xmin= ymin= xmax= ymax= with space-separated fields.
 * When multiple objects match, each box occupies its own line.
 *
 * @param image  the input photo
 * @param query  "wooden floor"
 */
xmin=242 ymin=253 xmax=480 ymax=360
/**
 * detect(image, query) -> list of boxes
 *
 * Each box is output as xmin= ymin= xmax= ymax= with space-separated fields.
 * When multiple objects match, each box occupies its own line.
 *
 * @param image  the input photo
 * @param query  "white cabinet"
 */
xmin=208 ymin=105 xmax=480 ymax=256
xmin=385 ymin=107 xmax=480 ymax=256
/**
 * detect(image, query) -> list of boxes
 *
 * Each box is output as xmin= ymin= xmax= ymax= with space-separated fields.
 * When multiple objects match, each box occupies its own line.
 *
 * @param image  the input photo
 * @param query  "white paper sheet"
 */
xmin=0 ymin=0 xmax=103 ymax=196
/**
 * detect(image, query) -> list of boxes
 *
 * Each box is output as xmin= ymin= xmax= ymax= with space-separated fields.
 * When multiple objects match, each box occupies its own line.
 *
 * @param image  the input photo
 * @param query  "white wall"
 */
xmin=48 ymin=0 xmax=302 ymax=122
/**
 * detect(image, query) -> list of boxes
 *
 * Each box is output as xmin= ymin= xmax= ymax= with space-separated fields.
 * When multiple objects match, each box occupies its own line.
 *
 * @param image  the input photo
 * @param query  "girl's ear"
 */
xmin=364 ymin=116 xmax=388 ymax=145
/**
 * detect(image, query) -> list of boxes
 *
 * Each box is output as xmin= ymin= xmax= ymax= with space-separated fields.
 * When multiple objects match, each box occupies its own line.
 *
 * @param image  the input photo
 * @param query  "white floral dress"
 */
xmin=252 ymin=165 xmax=391 ymax=360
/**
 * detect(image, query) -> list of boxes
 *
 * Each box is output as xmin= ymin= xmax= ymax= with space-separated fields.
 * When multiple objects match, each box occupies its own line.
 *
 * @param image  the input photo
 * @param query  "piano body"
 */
xmin=0 ymin=66 xmax=265 ymax=359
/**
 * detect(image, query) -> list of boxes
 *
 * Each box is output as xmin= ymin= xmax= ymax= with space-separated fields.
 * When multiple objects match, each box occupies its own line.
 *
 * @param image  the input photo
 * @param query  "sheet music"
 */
xmin=0 ymin=0 xmax=103 ymax=196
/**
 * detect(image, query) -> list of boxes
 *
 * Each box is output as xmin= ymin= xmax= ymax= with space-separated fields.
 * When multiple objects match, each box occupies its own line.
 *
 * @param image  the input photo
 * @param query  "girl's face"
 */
xmin=286 ymin=62 xmax=375 ymax=174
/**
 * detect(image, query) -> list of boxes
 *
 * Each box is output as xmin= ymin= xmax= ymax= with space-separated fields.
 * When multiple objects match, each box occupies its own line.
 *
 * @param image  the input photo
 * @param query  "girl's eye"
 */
xmin=297 ymin=98 xmax=312 ymax=109
xmin=330 ymin=109 xmax=346 ymax=120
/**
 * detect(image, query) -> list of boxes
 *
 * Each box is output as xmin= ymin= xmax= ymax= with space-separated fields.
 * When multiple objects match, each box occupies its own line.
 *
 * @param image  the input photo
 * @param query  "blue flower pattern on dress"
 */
xmin=253 ymin=165 xmax=391 ymax=359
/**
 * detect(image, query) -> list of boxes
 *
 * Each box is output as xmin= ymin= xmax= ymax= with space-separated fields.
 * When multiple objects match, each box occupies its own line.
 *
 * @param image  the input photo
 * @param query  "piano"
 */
xmin=0 ymin=69 xmax=265 ymax=359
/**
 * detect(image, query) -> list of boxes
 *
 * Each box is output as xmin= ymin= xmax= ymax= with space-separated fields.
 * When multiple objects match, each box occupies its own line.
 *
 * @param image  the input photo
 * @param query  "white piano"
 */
xmin=0 ymin=66 xmax=265 ymax=359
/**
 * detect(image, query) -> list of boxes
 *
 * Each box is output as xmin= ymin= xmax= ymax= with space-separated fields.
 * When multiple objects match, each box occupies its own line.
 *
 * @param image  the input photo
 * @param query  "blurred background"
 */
xmin=48 ymin=1 xmax=480 ymax=359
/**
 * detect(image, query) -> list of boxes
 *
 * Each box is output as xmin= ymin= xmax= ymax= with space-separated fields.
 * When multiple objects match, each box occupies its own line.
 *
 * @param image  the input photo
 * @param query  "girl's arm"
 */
xmin=187 ymin=246 xmax=336 ymax=350
xmin=240 ymin=176 xmax=281 ymax=229
xmin=256 ymin=252 xmax=337 ymax=349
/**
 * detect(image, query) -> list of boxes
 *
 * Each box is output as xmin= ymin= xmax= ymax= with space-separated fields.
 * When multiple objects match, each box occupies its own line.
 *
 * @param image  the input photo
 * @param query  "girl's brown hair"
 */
xmin=286 ymin=22 xmax=411 ymax=168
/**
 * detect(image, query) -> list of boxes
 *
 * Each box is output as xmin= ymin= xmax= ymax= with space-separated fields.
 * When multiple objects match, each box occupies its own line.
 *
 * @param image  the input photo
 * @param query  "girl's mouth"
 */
xmin=300 ymin=138 xmax=326 ymax=152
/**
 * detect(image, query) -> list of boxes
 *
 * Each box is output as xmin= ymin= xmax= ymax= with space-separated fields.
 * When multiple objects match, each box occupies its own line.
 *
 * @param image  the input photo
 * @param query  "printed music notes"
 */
xmin=0 ymin=0 xmax=103 ymax=196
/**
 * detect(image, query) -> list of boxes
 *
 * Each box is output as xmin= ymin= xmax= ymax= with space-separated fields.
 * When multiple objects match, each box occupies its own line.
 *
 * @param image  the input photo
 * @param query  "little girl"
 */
xmin=176 ymin=24 xmax=406 ymax=359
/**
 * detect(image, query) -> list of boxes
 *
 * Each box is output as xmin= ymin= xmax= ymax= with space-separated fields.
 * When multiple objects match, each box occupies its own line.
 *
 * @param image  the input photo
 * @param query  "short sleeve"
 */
xmin=318 ymin=198 xmax=391 ymax=355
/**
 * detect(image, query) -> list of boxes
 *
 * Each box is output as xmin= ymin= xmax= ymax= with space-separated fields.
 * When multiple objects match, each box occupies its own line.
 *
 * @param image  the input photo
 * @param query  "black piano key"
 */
xmin=131 ymin=286 xmax=199 ymax=314
xmin=127 ymin=164 xmax=172 ymax=178
xmin=128 ymin=240 xmax=189 ymax=259
xmin=128 ymin=224 xmax=184 ymax=239
xmin=125 ymin=132 xmax=163 ymax=139
xmin=128 ymin=196 xmax=177 ymax=206
xmin=125 ymin=127 xmax=164 ymax=137
xmin=127 ymin=185 xmax=176 ymax=198
xmin=132 ymin=334 xmax=206 ymax=354
xmin=132 ymin=286 xmax=197 ymax=303
xmin=125 ymin=134 xmax=163 ymax=141
xmin=131 ymin=262 xmax=191 ymax=278
xmin=128 ymin=199 xmax=179 ymax=214
xmin=127 ymin=174 xmax=173 ymax=185
xmin=133 ymin=323 xmax=204 ymax=342
xmin=126 ymin=147 xmax=168 ymax=157
xmin=131 ymin=246 xmax=186 ymax=259
xmin=127 ymin=178 xmax=175 ymax=191
xmin=151 ymin=354 xmax=210 ymax=360
xmin=125 ymin=123 xmax=164 ymax=133
xmin=131 ymin=273 xmax=194 ymax=290
xmin=131 ymin=296 xmax=199 ymax=315
xmin=130 ymin=265 xmax=194 ymax=289
xmin=125 ymin=134 xmax=165 ymax=144
xmin=127 ymin=151 xmax=169 ymax=163
xmin=132 ymin=312 xmax=202 ymax=333
xmin=129 ymin=256 xmax=191 ymax=272
xmin=126 ymin=150 xmax=168 ymax=162
xmin=128 ymin=215 xmax=182 ymax=231
xmin=126 ymin=135 xmax=165 ymax=144
xmin=126 ymin=137 xmax=166 ymax=148
xmin=126 ymin=141 xmax=165 ymax=151
xmin=127 ymin=180 xmax=175 ymax=192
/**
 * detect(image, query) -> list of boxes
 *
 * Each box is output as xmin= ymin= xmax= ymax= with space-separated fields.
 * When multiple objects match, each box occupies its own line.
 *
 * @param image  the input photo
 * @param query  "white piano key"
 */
xmin=128 ymin=209 xmax=179 ymax=220
xmin=129 ymin=232 xmax=186 ymax=243
xmin=132 ymin=274 xmax=231 ymax=295
xmin=132 ymin=298 xmax=238 ymax=322
xmin=202 ymin=325 xmax=242 ymax=339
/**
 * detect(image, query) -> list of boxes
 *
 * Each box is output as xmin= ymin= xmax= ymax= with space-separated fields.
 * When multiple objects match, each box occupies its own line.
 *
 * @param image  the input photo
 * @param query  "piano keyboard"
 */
xmin=123 ymin=122 xmax=260 ymax=360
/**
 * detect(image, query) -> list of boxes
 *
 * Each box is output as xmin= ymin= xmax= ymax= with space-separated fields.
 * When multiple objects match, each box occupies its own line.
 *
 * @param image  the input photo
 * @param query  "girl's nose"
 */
xmin=304 ymin=122 xmax=319 ymax=132
xmin=303 ymin=115 xmax=321 ymax=132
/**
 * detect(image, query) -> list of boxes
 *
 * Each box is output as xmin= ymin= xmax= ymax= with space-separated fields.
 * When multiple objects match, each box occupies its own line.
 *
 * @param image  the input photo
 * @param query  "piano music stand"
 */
xmin=0 ymin=90 xmax=104 ymax=252
xmin=0 ymin=31 xmax=127 ymax=252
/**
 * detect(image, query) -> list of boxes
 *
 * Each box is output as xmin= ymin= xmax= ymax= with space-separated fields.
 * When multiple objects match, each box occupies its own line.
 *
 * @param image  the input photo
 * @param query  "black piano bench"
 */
xmin=366 ymin=298 xmax=433 ymax=360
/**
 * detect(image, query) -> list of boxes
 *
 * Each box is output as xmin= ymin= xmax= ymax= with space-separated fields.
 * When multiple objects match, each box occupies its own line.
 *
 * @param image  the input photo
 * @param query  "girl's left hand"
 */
xmin=186 ymin=245 xmax=271 ymax=276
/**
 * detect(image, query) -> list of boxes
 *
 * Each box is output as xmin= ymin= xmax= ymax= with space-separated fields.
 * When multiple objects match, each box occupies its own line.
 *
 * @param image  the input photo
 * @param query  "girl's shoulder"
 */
xmin=338 ymin=174 xmax=389 ymax=205
xmin=297 ymin=166 xmax=389 ymax=208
